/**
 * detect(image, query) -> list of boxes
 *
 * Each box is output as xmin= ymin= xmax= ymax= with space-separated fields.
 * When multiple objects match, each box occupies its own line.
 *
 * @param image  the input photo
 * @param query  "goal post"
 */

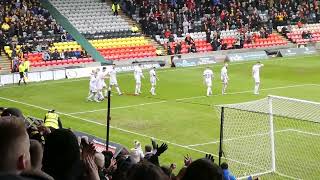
xmin=217 ymin=95 xmax=320 ymax=179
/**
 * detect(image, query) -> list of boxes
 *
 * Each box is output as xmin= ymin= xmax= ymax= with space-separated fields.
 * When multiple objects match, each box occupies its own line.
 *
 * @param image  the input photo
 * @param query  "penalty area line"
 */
xmin=68 ymin=100 xmax=168 ymax=115
xmin=175 ymin=84 xmax=320 ymax=101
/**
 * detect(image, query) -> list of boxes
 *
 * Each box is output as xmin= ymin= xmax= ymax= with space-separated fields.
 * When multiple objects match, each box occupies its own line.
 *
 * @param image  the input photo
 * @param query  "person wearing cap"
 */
xmin=44 ymin=110 xmax=62 ymax=130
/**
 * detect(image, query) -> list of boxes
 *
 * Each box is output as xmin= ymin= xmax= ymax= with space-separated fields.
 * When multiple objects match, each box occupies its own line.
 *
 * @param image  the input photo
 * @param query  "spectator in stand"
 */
xmin=221 ymin=162 xmax=236 ymax=180
xmin=94 ymin=152 xmax=107 ymax=180
xmin=60 ymin=49 xmax=67 ymax=60
xmin=69 ymin=48 xmax=76 ymax=58
xmin=21 ymin=140 xmax=54 ymax=180
xmin=112 ymin=2 xmax=121 ymax=16
xmin=0 ymin=116 xmax=31 ymax=175
xmin=183 ymin=20 xmax=189 ymax=34
xmin=167 ymin=42 xmax=173 ymax=55
xmin=210 ymin=37 xmax=221 ymax=51
xmin=74 ymin=49 xmax=81 ymax=58
xmin=144 ymin=145 xmax=154 ymax=160
xmin=164 ymin=29 xmax=171 ymax=39
xmin=42 ymin=51 xmax=51 ymax=61
xmin=51 ymin=49 xmax=60 ymax=60
xmin=175 ymin=42 xmax=182 ymax=54
xmin=181 ymin=158 xmax=223 ymax=180
xmin=43 ymin=128 xmax=100 ymax=180
xmin=66 ymin=32 xmax=73 ymax=41
xmin=130 ymin=141 xmax=145 ymax=163
xmin=61 ymin=32 xmax=67 ymax=42
xmin=0 ymin=30 xmax=5 ymax=55
xmin=127 ymin=161 xmax=169 ymax=180
xmin=65 ymin=48 xmax=71 ymax=59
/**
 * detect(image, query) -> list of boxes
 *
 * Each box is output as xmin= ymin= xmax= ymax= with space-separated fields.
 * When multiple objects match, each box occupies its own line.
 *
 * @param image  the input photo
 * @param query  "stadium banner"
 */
xmin=66 ymin=67 xmax=99 ymax=79
xmin=40 ymin=71 xmax=54 ymax=81
xmin=226 ymin=51 xmax=269 ymax=62
xmin=73 ymin=131 xmax=123 ymax=156
xmin=27 ymin=72 xmax=41 ymax=82
xmin=114 ymin=63 xmax=161 ymax=73
xmin=172 ymin=56 xmax=216 ymax=67
xmin=278 ymin=47 xmax=317 ymax=57
xmin=53 ymin=69 xmax=66 ymax=80
xmin=13 ymin=73 xmax=21 ymax=84
xmin=0 ymin=74 xmax=14 ymax=85
xmin=66 ymin=63 xmax=161 ymax=79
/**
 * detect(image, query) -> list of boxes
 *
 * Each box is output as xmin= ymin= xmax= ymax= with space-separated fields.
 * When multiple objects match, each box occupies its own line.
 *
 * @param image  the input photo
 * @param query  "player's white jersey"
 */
xmin=134 ymin=66 xmax=144 ymax=83
xmin=221 ymin=66 xmax=228 ymax=83
xmin=203 ymin=69 xmax=213 ymax=80
xmin=96 ymin=71 xmax=106 ymax=90
xmin=149 ymin=69 xmax=157 ymax=85
xmin=203 ymin=69 xmax=213 ymax=87
xmin=89 ymin=75 xmax=98 ymax=92
xmin=252 ymin=64 xmax=263 ymax=82
xmin=108 ymin=68 xmax=118 ymax=85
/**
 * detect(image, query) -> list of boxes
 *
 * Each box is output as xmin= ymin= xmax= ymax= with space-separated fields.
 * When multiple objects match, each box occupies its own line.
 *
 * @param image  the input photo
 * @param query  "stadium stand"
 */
xmin=278 ymin=23 xmax=320 ymax=45
xmin=122 ymin=0 xmax=320 ymax=54
xmin=0 ymin=107 xmax=229 ymax=180
xmin=0 ymin=0 xmax=93 ymax=71
xmin=50 ymin=0 xmax=158 ymax=61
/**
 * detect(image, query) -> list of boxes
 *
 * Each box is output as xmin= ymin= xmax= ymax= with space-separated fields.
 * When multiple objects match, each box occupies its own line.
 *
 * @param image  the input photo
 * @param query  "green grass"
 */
xmin=1 ymin=55 xmax=320 ymax=179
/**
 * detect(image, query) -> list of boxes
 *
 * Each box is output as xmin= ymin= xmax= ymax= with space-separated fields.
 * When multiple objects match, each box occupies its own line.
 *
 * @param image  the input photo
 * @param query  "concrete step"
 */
xmin=0 ymin=54 xmax=12 ymax=74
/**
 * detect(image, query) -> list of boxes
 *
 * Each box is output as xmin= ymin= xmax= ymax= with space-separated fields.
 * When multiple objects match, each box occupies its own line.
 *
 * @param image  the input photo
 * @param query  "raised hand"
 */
xmin=184 ymin=154 xmax=192 ymax=167
xmin=155 ymin=143 xmax=168 ymax=156
xmin=205 ymin=154 xmax=215 ymax=162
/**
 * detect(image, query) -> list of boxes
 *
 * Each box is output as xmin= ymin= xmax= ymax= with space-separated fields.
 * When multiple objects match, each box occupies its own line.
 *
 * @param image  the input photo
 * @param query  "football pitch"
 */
xmin=1 ymin=55 xmax=320 ymax=179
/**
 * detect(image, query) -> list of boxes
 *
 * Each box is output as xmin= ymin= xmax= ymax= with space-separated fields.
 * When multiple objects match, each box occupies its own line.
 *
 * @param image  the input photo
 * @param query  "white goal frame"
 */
xmin=217 ymin=95 xmax=320 ymax=179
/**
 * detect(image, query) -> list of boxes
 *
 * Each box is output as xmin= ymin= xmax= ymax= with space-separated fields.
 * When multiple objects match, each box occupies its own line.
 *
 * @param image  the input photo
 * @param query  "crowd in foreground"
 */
xmin=0 ymin=107 xmax=254 ymax=180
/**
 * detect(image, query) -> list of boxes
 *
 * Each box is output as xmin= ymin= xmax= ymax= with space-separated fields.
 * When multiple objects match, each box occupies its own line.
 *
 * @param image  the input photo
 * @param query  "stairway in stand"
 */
xmin=0 ymin=54 xmax=11 ymax=74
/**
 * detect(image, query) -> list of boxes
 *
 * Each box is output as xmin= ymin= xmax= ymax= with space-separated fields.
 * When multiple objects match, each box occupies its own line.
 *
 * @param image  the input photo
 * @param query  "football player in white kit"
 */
xmin=252 ymin=61 xmax=264 ymax=95
xmin=108 ymin=65 xmax=122 ymax=96
xmin=134 ymin=64 xmax=145 ymax=95
xmin=220 ymin=63 xmax=229 ymax=95
xmin=203 ymin=67 xmax=214 ymax=96
xmin=87 ymin=70 xmax=100 ymax=102
xmin=149 ymin=67 xmax=159 ymax=96
xmin=101 ymin=67 xmax=109 ymax=97
xmin=96 ymin=68 xmax=104 ymax=100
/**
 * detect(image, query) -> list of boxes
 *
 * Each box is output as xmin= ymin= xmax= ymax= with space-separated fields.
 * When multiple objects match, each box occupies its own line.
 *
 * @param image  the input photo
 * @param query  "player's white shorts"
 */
xmin=254 ymin=76 xmax=260 ymax=83
xmin=102 ymin=81 xmax=106 ymax=88
xmin=110 ymin=79 xmax=118 ymax=86
xmin=135 ymin=77 xmax=141 ymax=84
xmin=96 ymin=82 xmax=104 ymax=90
xmin=205 ymin=79 xmax=212 ymax=87
xmin=221 ymin=78 xmax=228 ymax=84
xmin=150 ymin=79 xmax=156 ymax=86
xmin=90 ymin=86 xmax=97 ymax=93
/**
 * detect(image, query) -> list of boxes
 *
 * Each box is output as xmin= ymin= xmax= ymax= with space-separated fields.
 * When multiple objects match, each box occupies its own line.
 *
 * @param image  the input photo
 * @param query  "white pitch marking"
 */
xmin=68 ymin=100 xmax=168 ymax=115
xmin=175 ymin=84 xmax=319 ymax=101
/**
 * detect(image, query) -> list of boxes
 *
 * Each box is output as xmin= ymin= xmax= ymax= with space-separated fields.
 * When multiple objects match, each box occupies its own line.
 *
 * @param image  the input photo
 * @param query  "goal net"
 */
xmin=216 ymin=95 xmax=320 ymax=179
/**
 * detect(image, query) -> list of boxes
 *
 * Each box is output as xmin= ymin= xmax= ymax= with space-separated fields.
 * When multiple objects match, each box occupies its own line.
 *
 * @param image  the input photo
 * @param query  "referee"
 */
xmin=24 ymin=58 xmax=30 ymax=79
xmin=18 ymin=62 xmax=27 ymax=85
